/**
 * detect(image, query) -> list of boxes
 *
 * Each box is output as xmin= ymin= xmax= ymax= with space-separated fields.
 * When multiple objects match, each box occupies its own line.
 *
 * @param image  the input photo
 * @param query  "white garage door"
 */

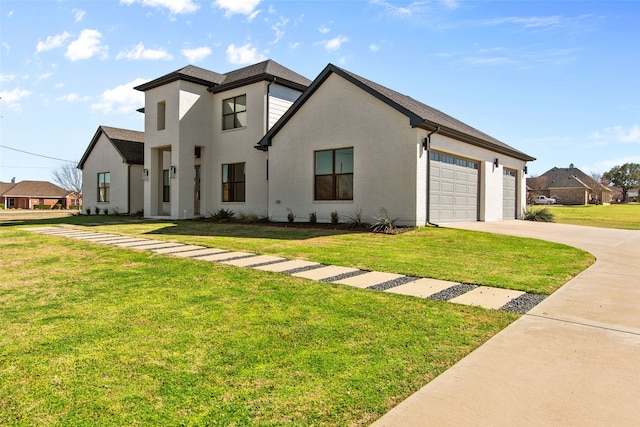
xmin=503 ymin=168 xmax=517 ymax=220
xmin=429 ymin=151 xmax=479 ymax=223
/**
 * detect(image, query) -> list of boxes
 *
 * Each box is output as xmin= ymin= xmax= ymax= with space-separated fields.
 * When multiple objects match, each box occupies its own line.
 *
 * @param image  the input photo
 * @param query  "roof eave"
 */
xmin=210 ymin=73 xmax=308 ymax=94
xmin=134 ymin=73 xmax=218 ymax=92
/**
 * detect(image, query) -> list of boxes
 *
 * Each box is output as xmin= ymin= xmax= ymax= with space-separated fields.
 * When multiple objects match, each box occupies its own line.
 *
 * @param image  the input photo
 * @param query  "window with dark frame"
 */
xmin=222 ymin=95 xmax=247 ymax=130
xmin=98 ymin=172 xmax=110 ymax=202
xmin=314 ymin=148 xmax=353 ymax=201
xmin=157 ymin=101 xmax=166 ymax=130
xmin=222 ymin=162 xmax=245 ymax=202
xmin=162 ymin=169 xmax=170 ymax=202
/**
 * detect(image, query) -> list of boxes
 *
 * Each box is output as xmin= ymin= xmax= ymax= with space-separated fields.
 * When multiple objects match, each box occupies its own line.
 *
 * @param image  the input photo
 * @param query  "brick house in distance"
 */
xmin=1 ymin=179 xmax=79 ymax=209
xmin=527 ymin=164 xmax=612 ymax=205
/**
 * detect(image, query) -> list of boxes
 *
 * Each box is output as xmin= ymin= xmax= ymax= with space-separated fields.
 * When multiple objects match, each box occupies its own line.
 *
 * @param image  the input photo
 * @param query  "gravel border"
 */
xmin=501 ymin=293 xmax=547 ymax=314
xmin=320 ymin=269 xmax=368 ymax=283
xmin=281 ymin=264 xmax=326 ymax=274
xmin=368 ymin=276 xmax=419 ymax=291
xmin=427 ymin=283 xmax=479 ymax=301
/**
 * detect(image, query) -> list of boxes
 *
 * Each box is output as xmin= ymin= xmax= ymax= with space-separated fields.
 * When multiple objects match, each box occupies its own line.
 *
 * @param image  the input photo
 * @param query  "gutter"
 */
xmin=424 ymin=126 xmax=440 ymax=226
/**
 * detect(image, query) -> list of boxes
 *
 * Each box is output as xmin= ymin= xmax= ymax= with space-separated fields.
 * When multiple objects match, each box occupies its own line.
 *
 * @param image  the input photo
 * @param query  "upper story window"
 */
xmin=157 ymin=101 xmax=166 ymax=130
xmin=98 ymin=172 xmax=110 ymax=202
xmin=315 ymin=148 xmax=353 ymax=201
xmin=222 ymin=95 xmax=247 ymax=130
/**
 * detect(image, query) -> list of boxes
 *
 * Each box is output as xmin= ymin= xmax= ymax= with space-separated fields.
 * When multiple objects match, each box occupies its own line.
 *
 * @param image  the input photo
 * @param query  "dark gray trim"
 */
xmin=209 ymin=73 xmax=308 ymax=95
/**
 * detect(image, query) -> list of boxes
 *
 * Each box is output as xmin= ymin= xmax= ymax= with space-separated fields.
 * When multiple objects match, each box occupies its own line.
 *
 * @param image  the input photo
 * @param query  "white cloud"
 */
xmin=36 ymin=73 xmax=53 ymax=82
xmin=181 ymin=46 xmax=212 ymax=63
xmin=74 ymin=9 xmax=86 ymax=22
xmin=215 ymin=0 xmax=261 ymax=17
xmin=0 ymin=88 xmax=31 ymax=103
xmin=481 ymin=16 xmax=563 ymax=29
xmin=321 ymin=35 xmax=348 ymax=52
xmin=91 ymin=77 xmax=148 ymax=114
xmin=319 ymin=25 xmax=330 ymax=34
xmin=370 ymin=0 xmax=458 ymax=18
xmin=370 ymin=43 xmax=380 ymax=52
xmin=57 ymin=93 xmax=91 ymax=102
xmin=36 ymin=31 xmax=72 ymax=53
xmin=65 ymin=29 xmax=108 ymax=61
xmin=117 ymin=43 xmax=173 ymax=60
xmin=120 ymin=0 xmax=199 ymax=14
xmin=289 ymin=41 xmax=302 ymax=49
xmin=270 ymin=17 xmax=288 ymax=44
xmin=2 ymin=42 xmax=9 ymax=55
xmin=246 ymin=9 xmax=261 ymax=22
xmin=7 ymin=11 xmax=13 ymax=18
xmin=226 ymin=43 xmax=266 ymax=65
xmin=0 ymin=74 xmax=16 ymax=83
xmin=591 ymin=125 xmax=640 ymax=144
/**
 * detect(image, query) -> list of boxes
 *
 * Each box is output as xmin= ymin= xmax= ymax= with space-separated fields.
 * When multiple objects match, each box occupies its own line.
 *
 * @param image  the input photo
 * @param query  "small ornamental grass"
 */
xmin=524 ymin=207 xmax=555 ymax=222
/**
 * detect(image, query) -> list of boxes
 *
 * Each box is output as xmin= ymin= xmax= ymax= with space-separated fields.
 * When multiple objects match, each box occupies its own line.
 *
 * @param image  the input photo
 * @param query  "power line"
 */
xmin=0 ymin=144 xmax=75 ymax=163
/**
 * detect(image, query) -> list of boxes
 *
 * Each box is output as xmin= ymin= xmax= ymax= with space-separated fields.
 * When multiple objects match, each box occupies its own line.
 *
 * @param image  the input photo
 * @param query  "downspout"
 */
xmin=424 ymin=126 xmax=440 ymax=226
xmin=126 ymin=163 xmax=131 ymax=215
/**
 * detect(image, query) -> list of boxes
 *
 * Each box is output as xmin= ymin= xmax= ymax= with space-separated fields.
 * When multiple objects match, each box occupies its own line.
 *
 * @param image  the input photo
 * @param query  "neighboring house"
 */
xmin=78 ymin=126 xmax=144 ymax=215
xmin=259 ymin=64 xmax=535 ymax=224
xmin=0 ymin=179 xmax=76 ymax=209
xmin=527 ymin=165 xmax=612 ymax=205
xmin=83 ymin=59 xmax=535 ymax=225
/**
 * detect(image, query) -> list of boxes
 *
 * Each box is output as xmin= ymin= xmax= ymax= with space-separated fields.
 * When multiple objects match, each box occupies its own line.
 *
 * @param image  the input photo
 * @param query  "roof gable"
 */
xmin=78 ymin=126 xmax=144 ymax=169
xmin=257 ymin=64 xmax=535 ymax=162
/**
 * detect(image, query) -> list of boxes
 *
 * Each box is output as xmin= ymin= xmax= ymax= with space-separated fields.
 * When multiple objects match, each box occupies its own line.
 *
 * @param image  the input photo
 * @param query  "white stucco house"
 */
xmin=81 ymin=59 xmax=535 ymax=225
xmin=79 ymin=126 xmax=144 ymax=215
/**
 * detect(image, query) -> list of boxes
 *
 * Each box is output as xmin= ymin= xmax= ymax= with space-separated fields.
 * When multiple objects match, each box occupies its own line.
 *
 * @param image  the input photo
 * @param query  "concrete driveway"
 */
xmin=372 ymin=221 xmax=640 ymax=427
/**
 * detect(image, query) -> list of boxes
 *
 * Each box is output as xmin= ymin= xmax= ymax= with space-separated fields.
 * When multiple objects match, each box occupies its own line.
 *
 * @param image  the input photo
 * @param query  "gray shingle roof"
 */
xmin=134 ymin=60 xmax=310 ymax=93
xmin=212 ymin=59 xmax=312 ymax=92
xmin=134 ymin=65 xmax=226 ymax=92
xmin=534 ymin=167 xmax=611 ymax=191
xmin=1 ymin=180 xmax=70 ymax=198
xmin=78 ymin=126 xmax=144 ymax=169
xmin=258 ymin=64 xmax=535 ymax=162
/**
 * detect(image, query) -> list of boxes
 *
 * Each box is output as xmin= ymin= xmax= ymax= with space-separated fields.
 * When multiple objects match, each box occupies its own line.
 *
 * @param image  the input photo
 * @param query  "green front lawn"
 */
xmin=0 ymin=219 xmax=593 ymax=425
xmin=1 ymin=227 xmax=514 ymax=426
xmin=545 ymin=203 xmax=640 ymax=230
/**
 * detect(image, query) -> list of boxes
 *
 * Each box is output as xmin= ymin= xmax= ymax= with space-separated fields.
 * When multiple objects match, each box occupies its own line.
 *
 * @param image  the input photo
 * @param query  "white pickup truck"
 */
xmin=533 ymin=195 xmax=556 ymax=205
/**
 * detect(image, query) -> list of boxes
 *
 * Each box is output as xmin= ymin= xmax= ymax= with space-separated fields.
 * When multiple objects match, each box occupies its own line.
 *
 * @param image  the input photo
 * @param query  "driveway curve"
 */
xmin=373 ymin=221 xmax=640 ymax=427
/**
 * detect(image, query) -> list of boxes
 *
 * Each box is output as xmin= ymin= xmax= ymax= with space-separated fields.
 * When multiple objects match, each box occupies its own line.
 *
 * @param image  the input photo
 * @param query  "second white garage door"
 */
xmin=429 ymin=151 xmax=479 ymax=223
xmin=502 ymin=168 xmax=517 ymax=219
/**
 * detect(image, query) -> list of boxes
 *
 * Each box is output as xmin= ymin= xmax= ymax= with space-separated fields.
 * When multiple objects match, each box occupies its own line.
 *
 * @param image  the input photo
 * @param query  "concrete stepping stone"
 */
xmin=450 ymin=286 xmax=526 ymax=310
xmin=222 ymin=255 xmax=285 ymax=267
xmin=386 ymin=278 xmax=458 ymax=298
xmin=292 ymin=265 xmax=360 ymax=280
xmin=111 ymin=239 xmax=163 ymax=248
xmin=333 ymin=271 xmax=405 ymax=289
xmin=254 ymin=260 xmax=320 ymax=272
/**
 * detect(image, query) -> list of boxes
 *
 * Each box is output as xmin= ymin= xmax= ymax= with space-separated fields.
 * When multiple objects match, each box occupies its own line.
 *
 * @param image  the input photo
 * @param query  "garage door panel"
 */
xmin=502 ymin=171 xmax=517 ymax=220
xmin=430 ymin=153 xmax=479 ymax=223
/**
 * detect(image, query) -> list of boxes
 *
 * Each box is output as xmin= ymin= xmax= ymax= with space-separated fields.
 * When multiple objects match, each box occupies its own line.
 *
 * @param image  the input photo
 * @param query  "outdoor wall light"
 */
xmin=524 ymin=166 xmax=528 ymax=174
xmin=494 ymin=158 xmax=499 ymax=168
xmin=171 ymin=166 xmax=177 ymax=177
xmin=143 ymin=169 xmax=149 ymax=180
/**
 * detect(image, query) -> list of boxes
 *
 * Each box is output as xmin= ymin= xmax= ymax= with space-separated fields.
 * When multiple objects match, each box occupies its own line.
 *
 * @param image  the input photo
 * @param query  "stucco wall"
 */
xmin=268 ymin=73 xmax=419 ymax=225
xmin=81 ymin=133 xmax=131 ymax=214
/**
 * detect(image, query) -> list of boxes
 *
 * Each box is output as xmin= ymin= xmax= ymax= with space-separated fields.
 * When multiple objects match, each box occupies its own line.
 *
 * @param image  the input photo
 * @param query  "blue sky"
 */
xmin=1 ymin=0 xmax=639 ymax=183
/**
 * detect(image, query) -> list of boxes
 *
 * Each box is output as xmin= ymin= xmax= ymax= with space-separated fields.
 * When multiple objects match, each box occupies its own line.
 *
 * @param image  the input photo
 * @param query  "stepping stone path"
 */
xmin=26 ymin=226 xmax=545 ymax=313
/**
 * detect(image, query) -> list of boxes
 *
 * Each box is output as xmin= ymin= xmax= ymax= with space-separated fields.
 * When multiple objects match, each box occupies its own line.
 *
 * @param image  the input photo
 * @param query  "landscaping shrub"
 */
xmin=209 ymin=208 xmax=235 ymax=222
xmin=370 ymin=208 xmax=398 ymax=233
xmin=346 ymin=207 xmax=367 ymax=229
xmin=287 ymin=211 xmax=295 ymax=223
xmin=330 ymin=210 xmax=340 ymax=225
xmin=524 ymin=207 xmax=555 ymax=222
xmin=94 ymin=206 xmax=101 ymax=215
xmin=85 ymin=207 xmax=91 ymax=215
xmin=308 ymin=211 xmax=317 ymax=224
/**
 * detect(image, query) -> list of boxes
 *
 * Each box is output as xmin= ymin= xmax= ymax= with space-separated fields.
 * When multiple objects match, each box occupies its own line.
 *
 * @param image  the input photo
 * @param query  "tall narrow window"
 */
xmin=98 ymin=172 xmax=110 ymax=202
xmin=222 ymin=95 xmax=247 ymax=130
xmin=162 ymin=169 xmax=170 ymax=202
xmin=222 ymin=163 xmax=245 ymax=202
xmin=157 ymin=101 xmax=166 ymax=130
xmin=315 ymin=148 xmax=353 ymax=200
